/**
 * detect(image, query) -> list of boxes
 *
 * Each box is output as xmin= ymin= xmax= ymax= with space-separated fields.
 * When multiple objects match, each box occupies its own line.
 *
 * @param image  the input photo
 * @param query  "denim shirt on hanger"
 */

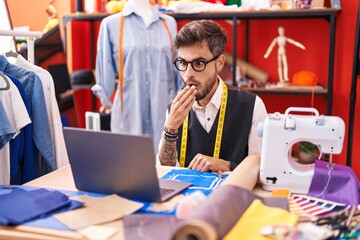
xmin=0 ymin=55 xmax=56 ymax=173
xmin=6 ymin=73 xmax=37 ymax=183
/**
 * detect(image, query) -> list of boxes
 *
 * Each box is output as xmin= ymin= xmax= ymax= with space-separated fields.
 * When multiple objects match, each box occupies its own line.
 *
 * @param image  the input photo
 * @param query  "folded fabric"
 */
xmin=54 ymin=194 xmax=144 ymax=229
xmin=124 ymin=214 xmax=181 ymax=240
xmin=308 ymin=160 xmax=360 ymax=205
xmin=224 ymin=199 xmax=298 ymax=239
xmin=172 ymin=185 xmax=289 ymax=240
xmin=0 ymin=187 xmax=83 ymax=225
xmin=126 ymin=185 xmax=290 ymax=240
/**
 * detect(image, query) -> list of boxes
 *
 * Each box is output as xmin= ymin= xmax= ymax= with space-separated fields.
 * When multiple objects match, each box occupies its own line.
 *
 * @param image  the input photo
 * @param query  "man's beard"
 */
xmin=196 ymin=72 xmax=218 ymax=101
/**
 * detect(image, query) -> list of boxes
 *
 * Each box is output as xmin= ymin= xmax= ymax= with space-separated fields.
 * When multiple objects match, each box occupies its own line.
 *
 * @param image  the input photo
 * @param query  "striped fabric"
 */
xmin=289 ymin=194 xmax=348 ymax=222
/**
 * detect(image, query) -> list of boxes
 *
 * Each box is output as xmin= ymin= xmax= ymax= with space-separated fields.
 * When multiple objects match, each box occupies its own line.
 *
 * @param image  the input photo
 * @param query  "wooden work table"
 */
xmin=23 ymin=165 xmax=174 ymax=192
xmin=0 ymin=165 xmax=270 ymax=240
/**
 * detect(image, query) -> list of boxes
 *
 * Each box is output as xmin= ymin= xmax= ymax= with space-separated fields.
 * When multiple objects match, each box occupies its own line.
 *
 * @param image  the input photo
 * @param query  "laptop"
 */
xmin=63 ymin=127 xmax=191 ymax=202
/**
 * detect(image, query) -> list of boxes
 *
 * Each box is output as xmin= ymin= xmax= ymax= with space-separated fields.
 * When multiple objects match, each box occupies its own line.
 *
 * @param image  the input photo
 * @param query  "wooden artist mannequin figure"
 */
xmin=127 ymin=0 xmax=153 ymax=26
xmin=264 ymin=26 xmax=306 ymax=85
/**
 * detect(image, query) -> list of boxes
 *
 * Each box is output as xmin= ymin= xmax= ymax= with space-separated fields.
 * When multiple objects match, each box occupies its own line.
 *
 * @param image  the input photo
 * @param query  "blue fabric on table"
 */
xmin=0 ymin=187 xmax=83 ymax=226
xmin=161 ymin=169 xmax=228 ymax=196
xmin=135 ymin=169 xmax=228 ymax=215
xmin=0 ymin=170 xmax=226 ymax=229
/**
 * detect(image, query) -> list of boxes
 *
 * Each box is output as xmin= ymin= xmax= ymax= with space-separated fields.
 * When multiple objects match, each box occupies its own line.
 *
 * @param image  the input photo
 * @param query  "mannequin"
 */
xmin=93 ymin=1 xmax=182 ymax=152
xmin=264 ymin=26 xmax=306 ymax=85
xmin=127 ymin=0 xmax=153 ymax=26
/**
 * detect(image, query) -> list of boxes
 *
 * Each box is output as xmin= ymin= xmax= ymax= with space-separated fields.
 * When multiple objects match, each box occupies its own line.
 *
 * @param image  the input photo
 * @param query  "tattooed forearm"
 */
xmin=159 ymin=139 xmax=178 ymax=166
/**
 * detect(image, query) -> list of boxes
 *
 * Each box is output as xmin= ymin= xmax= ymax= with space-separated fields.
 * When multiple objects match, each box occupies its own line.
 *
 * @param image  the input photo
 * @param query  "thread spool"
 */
xmin=75 ymin=0 xmax=83 ymax=12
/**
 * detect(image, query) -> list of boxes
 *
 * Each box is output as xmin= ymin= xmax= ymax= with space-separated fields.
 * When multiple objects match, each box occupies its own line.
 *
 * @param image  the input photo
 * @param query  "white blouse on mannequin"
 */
xmin=127 ymin=0 xmax=153 ymax=26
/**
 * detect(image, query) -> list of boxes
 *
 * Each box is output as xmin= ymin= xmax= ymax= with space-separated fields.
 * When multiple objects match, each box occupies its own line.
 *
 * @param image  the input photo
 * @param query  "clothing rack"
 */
xmin=0 ymin=29 xmax=42 ymax=64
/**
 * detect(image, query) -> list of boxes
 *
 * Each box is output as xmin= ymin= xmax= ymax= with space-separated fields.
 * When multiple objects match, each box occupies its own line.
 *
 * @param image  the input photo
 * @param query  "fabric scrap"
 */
xmin=54 ymin=194 xmax=144 ymax=229
xmin=224 ymin=199 xmax=298 ymax=240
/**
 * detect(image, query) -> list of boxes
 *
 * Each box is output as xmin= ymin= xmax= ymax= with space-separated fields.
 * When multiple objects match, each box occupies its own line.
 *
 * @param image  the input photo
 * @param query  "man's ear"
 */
xmin=216 ymin=54 xmax=226 ymax=72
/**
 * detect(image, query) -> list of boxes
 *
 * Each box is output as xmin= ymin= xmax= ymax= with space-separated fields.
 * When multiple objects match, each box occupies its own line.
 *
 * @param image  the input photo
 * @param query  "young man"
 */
xmin=158 ymin=20 xmax=267 ymax=173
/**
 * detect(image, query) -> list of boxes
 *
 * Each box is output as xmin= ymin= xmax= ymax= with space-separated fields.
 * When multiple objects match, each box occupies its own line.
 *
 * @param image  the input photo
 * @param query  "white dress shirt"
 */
xmin=156 ymin=77 xmax=267 ymax=165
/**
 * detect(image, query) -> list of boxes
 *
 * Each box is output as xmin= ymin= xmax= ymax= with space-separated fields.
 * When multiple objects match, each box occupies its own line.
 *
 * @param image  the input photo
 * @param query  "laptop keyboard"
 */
xmin=160 ymin=187 xmax=175 ymax=197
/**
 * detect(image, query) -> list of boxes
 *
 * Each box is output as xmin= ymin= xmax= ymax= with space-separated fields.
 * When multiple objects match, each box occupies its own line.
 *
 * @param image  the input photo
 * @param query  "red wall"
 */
xmin=332 ymin=0 xmax=360 ymax=176
xmin=68 ymin=1 xmax=360 ymax=177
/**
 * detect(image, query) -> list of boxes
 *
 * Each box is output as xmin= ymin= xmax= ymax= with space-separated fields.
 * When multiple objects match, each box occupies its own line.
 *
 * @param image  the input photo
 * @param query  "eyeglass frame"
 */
xmin=172 ymin=54 xmax=220 ymax=72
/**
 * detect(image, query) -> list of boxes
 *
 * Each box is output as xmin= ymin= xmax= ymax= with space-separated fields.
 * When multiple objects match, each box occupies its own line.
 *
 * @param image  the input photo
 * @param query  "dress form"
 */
xmin=93 ymin=2 xmax=182 ymax=151
xmin=127 ymin=0 xmax=153 ymax=26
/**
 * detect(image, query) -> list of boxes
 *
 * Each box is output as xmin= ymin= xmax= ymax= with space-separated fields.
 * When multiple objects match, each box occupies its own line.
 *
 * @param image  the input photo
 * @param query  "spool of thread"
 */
xmin=75 ymin=0 xmax=83 ymax=12
xmin=176 ymin=191 xmax=207 ymax=220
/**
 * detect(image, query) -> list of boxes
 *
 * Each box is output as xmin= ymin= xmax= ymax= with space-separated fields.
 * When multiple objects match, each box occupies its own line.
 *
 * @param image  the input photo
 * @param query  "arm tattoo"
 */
xmin=159 ymin=139 xmax=178 ymax=166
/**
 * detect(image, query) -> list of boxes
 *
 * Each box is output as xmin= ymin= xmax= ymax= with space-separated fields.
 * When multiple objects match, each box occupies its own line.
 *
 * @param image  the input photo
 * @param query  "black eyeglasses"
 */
xmin=173 ymin=55 xmax=220 ymax=72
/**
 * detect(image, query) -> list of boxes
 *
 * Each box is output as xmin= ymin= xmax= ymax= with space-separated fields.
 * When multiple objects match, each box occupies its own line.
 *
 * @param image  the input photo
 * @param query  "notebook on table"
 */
xmin=63 ymin=127 xmax=191 ymax=202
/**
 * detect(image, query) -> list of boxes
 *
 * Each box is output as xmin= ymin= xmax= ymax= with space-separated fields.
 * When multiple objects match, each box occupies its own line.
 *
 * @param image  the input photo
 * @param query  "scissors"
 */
xmin=313 ymin=206 xmax=359 ymax=238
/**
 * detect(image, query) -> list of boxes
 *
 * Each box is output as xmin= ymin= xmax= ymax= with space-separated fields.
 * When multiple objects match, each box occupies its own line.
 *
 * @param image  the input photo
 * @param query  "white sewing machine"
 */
xmin=258 ymin=107 xmax=345 ymax=194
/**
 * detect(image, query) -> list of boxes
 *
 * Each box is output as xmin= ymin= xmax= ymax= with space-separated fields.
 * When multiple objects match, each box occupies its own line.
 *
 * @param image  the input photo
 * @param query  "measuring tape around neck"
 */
xmin=179 ymin=82 xmax=228 ymax=167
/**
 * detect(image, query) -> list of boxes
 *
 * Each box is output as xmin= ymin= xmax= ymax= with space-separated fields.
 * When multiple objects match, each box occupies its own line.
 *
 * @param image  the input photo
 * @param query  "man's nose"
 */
xmin=184 ymin=64 xmax=196 ymax=79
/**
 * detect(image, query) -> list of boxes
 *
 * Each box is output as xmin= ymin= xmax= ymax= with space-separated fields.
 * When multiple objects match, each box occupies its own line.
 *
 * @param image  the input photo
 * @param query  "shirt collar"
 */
xmin=193 ymin=76 xmax=224 ymax=111
xmin=121 ymin=3 xmax=161 ymax=24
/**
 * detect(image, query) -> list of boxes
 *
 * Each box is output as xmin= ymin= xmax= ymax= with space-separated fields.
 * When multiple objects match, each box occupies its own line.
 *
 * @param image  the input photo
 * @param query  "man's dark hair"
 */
xmin=174 ymin=20 xmax=228 ymax=57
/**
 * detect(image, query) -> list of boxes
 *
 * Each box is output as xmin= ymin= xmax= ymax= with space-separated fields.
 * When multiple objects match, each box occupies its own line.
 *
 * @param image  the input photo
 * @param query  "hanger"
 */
xmin=0 ymin=72 xmax=10 ymax=91
xmin=4 ymin=38 xmax=18 ymax=59
xmin=5 ymin=49 xmax=18 ymax=59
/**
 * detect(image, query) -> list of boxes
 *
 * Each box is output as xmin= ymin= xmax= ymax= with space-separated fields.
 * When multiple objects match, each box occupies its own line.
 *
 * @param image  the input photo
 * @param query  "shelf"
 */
xmin=168 ymin=8 xmax=338 ymax=21
xmin=18 ymin=25 xmax=63 ymax=65
xmin=242 ymin=85 xmax=327 ymax=96
xmin=62 ymin=8 xmax=338 ymax=114
xmin=63 ymin=8 xmax=338 ymax=23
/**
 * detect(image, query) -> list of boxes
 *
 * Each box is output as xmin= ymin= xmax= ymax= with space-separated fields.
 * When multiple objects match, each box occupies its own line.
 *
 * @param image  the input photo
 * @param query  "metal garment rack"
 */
xmin=346 ymin=4 xmax=360 ymax=167
xmin=0 ymin=29 xmax=42 ymax=64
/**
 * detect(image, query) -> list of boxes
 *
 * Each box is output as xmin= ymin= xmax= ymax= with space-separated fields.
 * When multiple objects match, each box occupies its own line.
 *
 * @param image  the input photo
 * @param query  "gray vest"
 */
xmin=176 ymin=86 xmax=256 ymax=167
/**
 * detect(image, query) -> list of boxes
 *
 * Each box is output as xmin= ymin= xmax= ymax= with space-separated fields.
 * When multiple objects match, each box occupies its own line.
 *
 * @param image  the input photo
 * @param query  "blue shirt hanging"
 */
xmin=0 ymin=56 xmax=55 ymax=173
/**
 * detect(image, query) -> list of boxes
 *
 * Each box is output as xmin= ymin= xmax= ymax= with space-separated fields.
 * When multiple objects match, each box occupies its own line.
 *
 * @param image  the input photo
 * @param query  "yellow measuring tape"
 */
xmin=179 ymin=82 xmax=228 ymax=167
